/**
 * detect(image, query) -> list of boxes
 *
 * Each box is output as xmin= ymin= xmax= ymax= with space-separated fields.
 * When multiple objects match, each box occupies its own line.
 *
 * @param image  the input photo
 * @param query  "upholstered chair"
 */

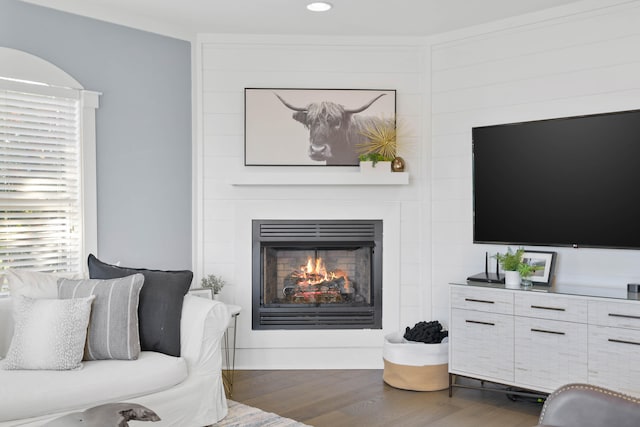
xmin=535 ymin=383 xmax=640 ymax=427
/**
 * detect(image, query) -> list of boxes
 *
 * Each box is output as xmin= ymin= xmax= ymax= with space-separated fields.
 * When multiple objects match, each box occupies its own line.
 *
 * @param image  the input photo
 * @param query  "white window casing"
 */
xmin=0 ymin=48 xmax=99 ymax=276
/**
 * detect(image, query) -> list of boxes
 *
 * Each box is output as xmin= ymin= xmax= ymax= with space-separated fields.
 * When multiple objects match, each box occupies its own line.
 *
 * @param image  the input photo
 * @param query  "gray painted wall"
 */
xmin=1 ymin=0 xmax=192 ymax=270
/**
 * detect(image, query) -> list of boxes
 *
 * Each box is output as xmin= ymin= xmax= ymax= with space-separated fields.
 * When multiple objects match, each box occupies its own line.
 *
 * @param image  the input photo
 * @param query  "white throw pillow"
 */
xmin=5 ymin=269 xmax=83 ymax=299
xmin=1 ymin=295 xmax=95 ymax=370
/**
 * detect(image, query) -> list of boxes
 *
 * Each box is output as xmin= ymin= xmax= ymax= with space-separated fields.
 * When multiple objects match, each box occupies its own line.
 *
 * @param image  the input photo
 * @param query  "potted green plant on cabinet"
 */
xmin=494 ymin=248 xmax=539 ymax=289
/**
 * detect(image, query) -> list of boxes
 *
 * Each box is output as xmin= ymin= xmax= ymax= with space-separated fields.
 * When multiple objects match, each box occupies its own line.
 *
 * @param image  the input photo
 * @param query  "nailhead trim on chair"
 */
xmin=539 ymin=383 xmax=640 ymax=420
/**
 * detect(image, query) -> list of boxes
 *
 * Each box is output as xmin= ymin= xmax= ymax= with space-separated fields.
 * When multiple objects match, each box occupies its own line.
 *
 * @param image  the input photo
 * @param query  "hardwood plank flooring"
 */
xmin=230 ymin=370 xmax=543 ymax=427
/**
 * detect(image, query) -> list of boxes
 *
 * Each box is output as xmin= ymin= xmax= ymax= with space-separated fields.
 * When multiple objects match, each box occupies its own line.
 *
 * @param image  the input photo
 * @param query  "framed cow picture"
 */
xmin=244 ymin=88 xmax=396 ymax=166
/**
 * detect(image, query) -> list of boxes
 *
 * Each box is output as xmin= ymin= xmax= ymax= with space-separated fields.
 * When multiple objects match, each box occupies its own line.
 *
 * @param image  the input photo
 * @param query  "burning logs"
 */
xmin=283 ymin=274 xmax=353 ymax=303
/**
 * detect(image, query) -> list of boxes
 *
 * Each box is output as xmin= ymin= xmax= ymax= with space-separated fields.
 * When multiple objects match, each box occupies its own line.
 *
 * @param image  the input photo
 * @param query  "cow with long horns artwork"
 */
xmin=244 ymin=89 xmax=396 ymax=166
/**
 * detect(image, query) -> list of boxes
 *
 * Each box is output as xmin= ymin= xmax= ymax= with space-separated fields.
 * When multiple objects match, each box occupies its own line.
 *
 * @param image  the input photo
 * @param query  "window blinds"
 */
xmin=0 ymin=87 xmax=82 ymax=272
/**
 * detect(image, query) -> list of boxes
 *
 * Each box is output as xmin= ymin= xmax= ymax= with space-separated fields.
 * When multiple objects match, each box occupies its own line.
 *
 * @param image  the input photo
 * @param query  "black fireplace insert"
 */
xmin=252 ymin=219 xmax=382 ymax=330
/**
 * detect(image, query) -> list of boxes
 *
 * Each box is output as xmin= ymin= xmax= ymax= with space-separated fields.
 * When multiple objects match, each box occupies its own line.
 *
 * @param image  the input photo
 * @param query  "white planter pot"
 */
xmin=504 ymin=271 xmax=521 ymax=289
xmin=359 ymin=161 xmax=391 ymax=174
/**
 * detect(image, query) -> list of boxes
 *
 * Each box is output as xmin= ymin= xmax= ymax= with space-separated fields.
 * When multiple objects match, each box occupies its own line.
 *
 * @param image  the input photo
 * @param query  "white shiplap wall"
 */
xmin=431 ymin=1 xmax=640 ymax=324
xmin=196 ymin=35 xmax=430 ymax=368
xmin=196 ymin=1 xmax=640 ymax=369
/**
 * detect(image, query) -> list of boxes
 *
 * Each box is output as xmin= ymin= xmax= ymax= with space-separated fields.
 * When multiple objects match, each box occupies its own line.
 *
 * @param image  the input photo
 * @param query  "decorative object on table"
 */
xmin=245 ymin=88 xmax=395 ymax=166
xmin=189 ymin=288 xmax=213 ymax=299
xmin=201 ymin=274 xmax=226 ymax=300
xmin=43 ymin=403 xmax=160 ymax=427
xmin=521 ymin=250 xmax=557 ymax=285
xmin=494 ymin=247 xmax=541 ymax=289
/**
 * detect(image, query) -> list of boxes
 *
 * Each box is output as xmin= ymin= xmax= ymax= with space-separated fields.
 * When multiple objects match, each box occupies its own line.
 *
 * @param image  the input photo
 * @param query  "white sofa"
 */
xmin=0 ymin=295 xmax=230 ymax=427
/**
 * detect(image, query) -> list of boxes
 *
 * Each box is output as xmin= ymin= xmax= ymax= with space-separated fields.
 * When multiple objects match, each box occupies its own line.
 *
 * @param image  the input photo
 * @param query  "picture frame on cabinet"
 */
xmin=522 ymin=251 xmax=557 ymax=285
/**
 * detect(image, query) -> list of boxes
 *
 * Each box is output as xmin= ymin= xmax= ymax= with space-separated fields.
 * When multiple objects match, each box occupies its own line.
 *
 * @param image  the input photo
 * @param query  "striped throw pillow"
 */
xmin=58 ymin=274 xmax=144 ymax=361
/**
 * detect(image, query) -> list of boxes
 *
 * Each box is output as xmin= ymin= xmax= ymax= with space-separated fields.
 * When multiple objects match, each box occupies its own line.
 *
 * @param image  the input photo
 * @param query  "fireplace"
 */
xmin=252 ymin=220 xmax=382 ymax=330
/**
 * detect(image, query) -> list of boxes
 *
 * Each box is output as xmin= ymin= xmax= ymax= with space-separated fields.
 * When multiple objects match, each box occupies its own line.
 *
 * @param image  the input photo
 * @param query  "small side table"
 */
xmin=222 ymin=304 xmax=241 ymax=397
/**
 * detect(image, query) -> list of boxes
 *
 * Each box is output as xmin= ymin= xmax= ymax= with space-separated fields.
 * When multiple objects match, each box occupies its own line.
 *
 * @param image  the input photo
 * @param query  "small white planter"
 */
xmin=504 ymin=271 xmax=521 ymax=289
xmin=359 ymin=161 xmax=391 ymax=174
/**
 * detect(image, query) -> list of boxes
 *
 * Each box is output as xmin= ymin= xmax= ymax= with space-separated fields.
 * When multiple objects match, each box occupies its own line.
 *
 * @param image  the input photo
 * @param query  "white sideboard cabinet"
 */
xmin=449 ymin=282 xmax=640 ymax=397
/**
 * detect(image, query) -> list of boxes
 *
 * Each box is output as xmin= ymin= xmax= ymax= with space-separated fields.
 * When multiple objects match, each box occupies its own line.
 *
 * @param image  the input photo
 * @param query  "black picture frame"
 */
xmin=244 ymin=88 xmax=396 ymax=166
xmin=522 ymin=250 xmax=557 ymax=285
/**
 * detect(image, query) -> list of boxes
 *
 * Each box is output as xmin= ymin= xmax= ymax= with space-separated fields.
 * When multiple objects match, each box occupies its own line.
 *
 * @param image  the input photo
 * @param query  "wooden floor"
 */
xmin=230 ymin=370 xmax=543 ymax=427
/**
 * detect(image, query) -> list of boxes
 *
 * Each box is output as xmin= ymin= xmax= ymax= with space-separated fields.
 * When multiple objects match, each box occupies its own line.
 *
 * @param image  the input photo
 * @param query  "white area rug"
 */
xmin=214 ymin=400 xmax=311 ymax=426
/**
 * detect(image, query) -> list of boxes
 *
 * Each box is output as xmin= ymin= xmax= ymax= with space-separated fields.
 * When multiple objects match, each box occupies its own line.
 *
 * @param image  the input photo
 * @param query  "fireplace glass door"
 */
xmin=262 ymin=246 xmax=372 ymax=307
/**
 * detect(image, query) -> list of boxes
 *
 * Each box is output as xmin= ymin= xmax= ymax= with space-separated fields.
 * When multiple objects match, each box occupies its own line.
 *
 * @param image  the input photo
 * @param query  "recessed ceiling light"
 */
xmin=307 ymin=2 xmax=332 ymax=12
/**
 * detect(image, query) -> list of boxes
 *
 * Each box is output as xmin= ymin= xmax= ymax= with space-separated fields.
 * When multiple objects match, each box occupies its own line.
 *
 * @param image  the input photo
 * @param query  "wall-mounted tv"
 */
xmin=473 ymin=108 xmax=640 ymax=250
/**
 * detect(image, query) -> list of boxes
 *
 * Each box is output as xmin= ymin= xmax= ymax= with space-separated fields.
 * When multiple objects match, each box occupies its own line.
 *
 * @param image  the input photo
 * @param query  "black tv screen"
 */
xmin=473 ymin=109 xmax=640 ymax=250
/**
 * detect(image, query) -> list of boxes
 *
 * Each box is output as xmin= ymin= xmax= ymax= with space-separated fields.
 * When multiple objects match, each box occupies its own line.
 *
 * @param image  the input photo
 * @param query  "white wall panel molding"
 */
xmin=195 ymin=34 xmax=428 ymax=368
xmin=430 ymin=0 xmax=640 ymax=302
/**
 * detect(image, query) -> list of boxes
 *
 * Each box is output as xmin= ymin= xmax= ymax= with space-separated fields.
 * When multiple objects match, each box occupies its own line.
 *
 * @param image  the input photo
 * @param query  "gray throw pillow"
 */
xmin=2 ymin=295 xmax=94 ymax=370
xmin=87 ymin=254 xmax=193 ymax=357
xmin=58 ymin=274 xmax=145 ymax=361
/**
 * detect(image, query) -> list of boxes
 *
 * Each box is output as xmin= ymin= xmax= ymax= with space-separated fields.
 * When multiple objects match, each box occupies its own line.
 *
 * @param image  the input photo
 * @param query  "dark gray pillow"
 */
xmin=58 ymin=274 xmax=144 ymax=361
xmin=87 ymin=254 xmax=193 ymax=357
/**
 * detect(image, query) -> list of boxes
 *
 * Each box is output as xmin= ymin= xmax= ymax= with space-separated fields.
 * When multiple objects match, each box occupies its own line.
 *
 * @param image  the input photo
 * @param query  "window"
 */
xmin=0 ymin=48 xmax=98 ymax=280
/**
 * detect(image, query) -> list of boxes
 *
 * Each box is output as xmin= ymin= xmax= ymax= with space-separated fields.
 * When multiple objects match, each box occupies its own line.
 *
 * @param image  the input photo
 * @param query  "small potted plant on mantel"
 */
xmin=493 ymin=247 xmax=539 ymax=289
xmin=200 ymin=274 xmax=226 ymax=300
xmin=358 ymin=152 xmax=392 ymax=170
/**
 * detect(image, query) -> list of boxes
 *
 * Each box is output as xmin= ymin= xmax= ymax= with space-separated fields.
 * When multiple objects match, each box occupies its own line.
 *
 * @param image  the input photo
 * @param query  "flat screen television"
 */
xmin=473 ymin=108 xmax=640 ymax=250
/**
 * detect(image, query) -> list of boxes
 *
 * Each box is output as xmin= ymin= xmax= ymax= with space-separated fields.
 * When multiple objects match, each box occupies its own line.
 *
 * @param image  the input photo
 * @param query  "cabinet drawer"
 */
xmin=515 ymin=292 xmax=587 ymax=323
xmin=515 ymin=317 xmax=588 ymax=392
xmin=588 ymin=299 xmax=640 ymax=330
xmin=450 ymin=308 xmax=514 ymax=382
xmin=588 ymin=325 xmax=640 ymax=397
xmin=451 ymin=286 xmax=513 ymax=315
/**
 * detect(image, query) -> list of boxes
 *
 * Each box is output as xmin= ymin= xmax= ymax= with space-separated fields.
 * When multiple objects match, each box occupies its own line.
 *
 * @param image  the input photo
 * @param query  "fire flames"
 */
xmin=284 ymin=256 xmax=351 ymax=303
xmin=295 ymin=257 xmax=349 ymax=289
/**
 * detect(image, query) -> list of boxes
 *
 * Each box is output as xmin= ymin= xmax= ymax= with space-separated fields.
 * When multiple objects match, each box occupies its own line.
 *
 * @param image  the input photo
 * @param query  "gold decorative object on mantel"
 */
xmin=391 ymin=156 xmax=405 ymax=172
xmin=357 ymin=115 xmax=409 ymax=173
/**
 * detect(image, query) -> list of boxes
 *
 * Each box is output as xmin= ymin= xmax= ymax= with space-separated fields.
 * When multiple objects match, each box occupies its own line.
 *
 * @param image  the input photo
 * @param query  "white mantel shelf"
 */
xmin=230 ymin=172 xmax=409 ymax=186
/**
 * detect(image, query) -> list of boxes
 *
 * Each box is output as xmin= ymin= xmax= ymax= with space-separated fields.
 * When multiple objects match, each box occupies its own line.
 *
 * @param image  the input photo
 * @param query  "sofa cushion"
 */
xmin=0 ymin=351 xmax=188 ymax=422
xmin=87 ymin=255 xmax=192 ymax=357
xmin=1 ymin=296 xmax=94 ymax=371
xmin=58 ymin=274 xmax=145 ymax=361
xmin=5 ymin=269 xmax=83 ymax=299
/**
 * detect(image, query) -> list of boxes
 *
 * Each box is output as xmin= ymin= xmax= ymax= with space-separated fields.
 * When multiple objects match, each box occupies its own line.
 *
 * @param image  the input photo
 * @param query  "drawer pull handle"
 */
xmin=608 ymin=313 xmax=640 ymax=320
xmin=531 ymin=328 xmax=565 ymax=335
xmin=466 ymin=320 xmax=495 ymax=326
xmin=531 ymin=305 xmax=565 ymax=312
xmin=608 ymin=338 xmax=640 ymax=346
xmin=465 ymin=298 xmax=495 ymax=304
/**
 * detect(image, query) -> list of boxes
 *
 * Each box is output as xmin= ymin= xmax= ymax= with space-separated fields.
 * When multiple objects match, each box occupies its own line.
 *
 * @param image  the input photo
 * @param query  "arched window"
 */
xmin=0 ymin=47 xmax=99 ymax=278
